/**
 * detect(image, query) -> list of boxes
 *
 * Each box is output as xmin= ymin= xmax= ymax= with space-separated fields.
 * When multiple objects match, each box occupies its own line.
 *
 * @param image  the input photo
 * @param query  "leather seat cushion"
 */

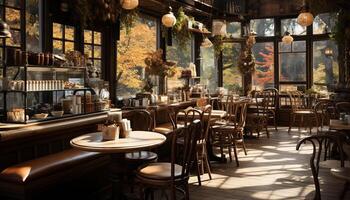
xmin=154 ymin=122 xmax=174 ymax=135
xmin=137 ymin=162 xmax=182 ymax=180
xmin=125 ymin=151 xmax=158 ymax=161
xmin=0 ymin=149 xmax=101 ymax=184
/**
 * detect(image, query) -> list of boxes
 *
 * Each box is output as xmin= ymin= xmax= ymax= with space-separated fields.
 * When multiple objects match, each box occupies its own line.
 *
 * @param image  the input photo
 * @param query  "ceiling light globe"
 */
xmin=162 ymin=12 xmax=177 ymax=28
xmin=120 ymin=0 xmax=139 ymax=10
xmin=297 ymin=12 xmax=314 ymax=27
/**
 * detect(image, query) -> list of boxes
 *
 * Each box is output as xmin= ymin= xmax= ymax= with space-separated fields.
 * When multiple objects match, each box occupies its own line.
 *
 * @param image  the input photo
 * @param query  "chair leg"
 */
xmin=265 ymin=123 xmax=270 ymax=138
xmin=340 ymin=181 xmax=349 ymax=200
xmin=233 ymin=145 xmax=239 ymax=167
xmin=288 ymin=113 xmax=294 ymax=133
xmin=242 ymin=141 xmax=248 ymax=155
xmin=228 ymin=147 xmax=232 ymax=162
xmin=185 ymin=182 xmax=190 ymax=200
xmin=274 ymin=112 xmax=278 ymax=131
xmin=203 ymin=153 xmax=212 ymax=180
xmin=220 ymin=146 xmax=225 ymax=162
xmin=195 ymin=154 xmax=202 ymax=186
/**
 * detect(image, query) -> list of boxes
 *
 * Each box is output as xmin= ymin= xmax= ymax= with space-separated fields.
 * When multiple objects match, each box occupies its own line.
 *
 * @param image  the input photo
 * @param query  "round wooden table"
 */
xmin=70 ymin=131 xmax=166 ymax=153
xmin=70 ymin=131 xmax=166 ymax=200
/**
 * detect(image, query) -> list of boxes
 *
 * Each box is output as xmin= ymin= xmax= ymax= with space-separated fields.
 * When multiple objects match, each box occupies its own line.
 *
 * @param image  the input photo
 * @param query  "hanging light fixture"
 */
xmin=297 ymin=1 xmax=314 ymax=27
xmin=0 ymin=20 xmax=11 ymax=38
xmin=201 ymin=37 xmax=213 ymax=48
xmin=324 ymin=47 xmax=333 ymax=57
xmin=212 ymin=19 xmax=227 ymax=36
xmin=162 ymin=6 xmax=177 ymax=28
xmin=282 ymin=31 xmax=293 ymax=44
xmin=120 ymin=0 xmax=139 ymax=10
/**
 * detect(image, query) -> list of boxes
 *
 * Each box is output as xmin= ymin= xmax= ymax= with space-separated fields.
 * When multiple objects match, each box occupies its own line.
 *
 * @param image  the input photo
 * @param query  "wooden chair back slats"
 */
xmin=129 ymin=109 xmax=154 ymax=131
xmin=171 ymin=121 xmax=202 ymax=180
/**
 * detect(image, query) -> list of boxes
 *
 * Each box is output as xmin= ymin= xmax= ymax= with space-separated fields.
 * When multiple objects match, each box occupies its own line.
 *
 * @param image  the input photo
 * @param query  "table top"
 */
xmin=330 ymin=120 xmax=350 ymax=131
xmin=70 ymin=131 xmax=166 ymax=153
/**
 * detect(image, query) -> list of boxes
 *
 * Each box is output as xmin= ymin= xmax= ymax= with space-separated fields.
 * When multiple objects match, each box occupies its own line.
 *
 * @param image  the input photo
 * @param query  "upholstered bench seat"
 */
xmin=0 ymin=149 xmax=109 ymax=200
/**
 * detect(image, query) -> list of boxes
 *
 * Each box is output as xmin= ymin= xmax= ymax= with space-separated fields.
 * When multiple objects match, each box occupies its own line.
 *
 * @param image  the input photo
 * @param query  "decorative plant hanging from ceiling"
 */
xmin=238 ymin=33 xmax=256 ymax=74
xmin=172 ymin=7 xmax=194 ymax=50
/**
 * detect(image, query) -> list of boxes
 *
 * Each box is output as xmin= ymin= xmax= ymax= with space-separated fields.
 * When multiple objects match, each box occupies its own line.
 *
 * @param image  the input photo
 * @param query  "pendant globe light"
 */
xmin=282 ymin=31 xmax=293 ymax=44
xmin=297 ymin=1 xmax=314 ymax=27
xmin=212 ymin=19 xmax=227 ymax=36
xmin=120 ymin=0 xmax=139 ymax=10
xmin=162 ymin=6 xmax=177 ymax=28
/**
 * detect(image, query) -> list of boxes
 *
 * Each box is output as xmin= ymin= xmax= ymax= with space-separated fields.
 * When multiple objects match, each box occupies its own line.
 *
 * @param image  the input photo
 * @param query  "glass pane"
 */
xmin=52 ymin=23 xmax=63 ymax=39
xmin=252 ymin=42 xmax=274 ymax=89
xmin=200 ymin=46 xmax=217 ymax=93
xmin=292 ymin=41 xmax=306 ymax=52
xmin=5 ymin=7 xmax=20 ymax=29
xmin=166 ymin=38 xmax=192 ymax=68
xmin=313 ymin=40 xmax=339 ymax=86
xmin=84 ymin=44 xmax=92 ymax=58
xmin=84 ymin=30 xmax=92 ymax=43
xmin=94 ymin=32 xmax=101 ymax=44
xmin=279 ymin=42 xmax=291 ymax=53
xmin=279 ymin=52 xmax=306 ymax=82
xmin=313 ymin=13 xmax=337 ymax=34
xmin=6 ymin=0 xmax=20 ymax=7
xmin=26 ymin=0 xmax=40 ymax=52
xmin=94 ymin=45 xmax=101 ymax=58
xmin=65 ymin=25 xmax=75 ymax=40
xmin=117 ymin=15 xmax=157 ymax=98
xmin=65 ymin=41 xmax=74 ymax=52
xmin=223 ymin=43 xmax=242 ymax=92
xmin=281 ymin=18 xmax=306 ymax=35
xmin=227 ymin=22 xmax=241 ymax=38
xmin=53 ymin=40 xmax=63 ymax=54
xmin=250 ymin=18 xmax=274 ymax=37
xmin=6 ymin=29 xmax=20 ymax=46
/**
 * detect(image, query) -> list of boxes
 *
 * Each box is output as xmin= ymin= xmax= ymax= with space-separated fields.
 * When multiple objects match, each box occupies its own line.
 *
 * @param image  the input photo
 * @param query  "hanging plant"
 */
xmin=211 ymin=35 xmax=224 ymax=56
xmin=120 ymin=9 xmax=139 ymax=35
xmin=144 ymin=49 xmax=180 ymax=77
xmin=238 ymin=35 xmax=256 ymax=74
xmin=172 ymin=7 xmax=193 ymax=50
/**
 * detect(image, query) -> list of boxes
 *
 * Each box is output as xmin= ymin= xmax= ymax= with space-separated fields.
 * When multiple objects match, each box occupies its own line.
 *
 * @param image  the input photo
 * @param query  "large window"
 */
xmin=313 ymin=40 xmax=339 ymax=87
xmin=84 ymin=30 xmax=102 ymax=77
xmin=117 ymin=15 xmax=157 ymax=98
xmin=200 ymin=46 xmax=217 ymax=93
xmin=279 ymin=41 xmax=306 ymax=82
xmin=250 ymin=18 xmax=274 ymax=37
xmin=223 ymin=43 xmax=242 ymax=92
xmin=252 ymin=42 xmax=274 ymax=89
xmin=52 ymin=23 xmax=75 ymax=54
xmin=166 ymin=37 xmax=193 ymax=92
xmin=1 ymin=0 xmax=23 ymax=49
xmin=26 ymin=0 xmax=39 ymax=52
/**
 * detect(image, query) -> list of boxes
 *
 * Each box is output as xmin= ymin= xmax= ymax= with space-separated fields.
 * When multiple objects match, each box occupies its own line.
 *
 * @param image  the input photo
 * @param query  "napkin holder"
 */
xmin=118 ymin=119 xmax=132 ymax=138
xmin=102 ymin=121 xmax=120 ymax=141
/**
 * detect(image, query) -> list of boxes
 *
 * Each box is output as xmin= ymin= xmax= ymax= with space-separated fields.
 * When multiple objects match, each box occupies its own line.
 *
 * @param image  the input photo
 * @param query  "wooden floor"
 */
xmin=188 ymin=127 xmax=350 ymax=200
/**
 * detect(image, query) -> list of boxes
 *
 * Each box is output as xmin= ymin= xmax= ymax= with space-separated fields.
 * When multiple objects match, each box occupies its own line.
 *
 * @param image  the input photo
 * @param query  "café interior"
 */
xmin=0 ymin=0 xmax=350 ymax=199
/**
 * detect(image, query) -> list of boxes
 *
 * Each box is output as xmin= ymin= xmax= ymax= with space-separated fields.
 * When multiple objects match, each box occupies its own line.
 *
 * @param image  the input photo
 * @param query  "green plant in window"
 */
xmin=172 ymin=7 xmax=193 ymax=50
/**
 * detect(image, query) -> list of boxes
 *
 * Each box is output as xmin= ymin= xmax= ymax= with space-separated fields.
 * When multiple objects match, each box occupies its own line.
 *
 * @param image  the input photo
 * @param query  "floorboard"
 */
xmin=188 ymin=127 xmax=350 ymax=200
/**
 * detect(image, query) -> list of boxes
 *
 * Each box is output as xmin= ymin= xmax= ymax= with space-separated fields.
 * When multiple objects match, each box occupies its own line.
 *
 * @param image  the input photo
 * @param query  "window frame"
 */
xmin=52 ymin=22 xmax=76 ymax=54
xmin=83 ymin=29 xmax=102 ymax=69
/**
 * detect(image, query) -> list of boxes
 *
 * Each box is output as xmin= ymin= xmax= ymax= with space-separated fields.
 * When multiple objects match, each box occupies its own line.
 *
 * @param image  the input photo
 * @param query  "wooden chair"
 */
xmin=263 ymin=88 xmax=279 ymax=130
xmin=296 ymin=133 xmax=347 ymax=200
xmin=211 ymin=101 xmax=248 ymax=166
xmin=175 ymin=106 xmax=213 ymax=186
xmin=136 ymin=121 xmax=202 ymax=200
xmin=336 ymin=102 xmax=350 ymax=116
xmin=288 ymin=91 xmax=319 ymax=134
xmin=246 ymin=91 xmax=270 ymax=138
xmin=125 ymin=109 xmax=158 ymax=165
